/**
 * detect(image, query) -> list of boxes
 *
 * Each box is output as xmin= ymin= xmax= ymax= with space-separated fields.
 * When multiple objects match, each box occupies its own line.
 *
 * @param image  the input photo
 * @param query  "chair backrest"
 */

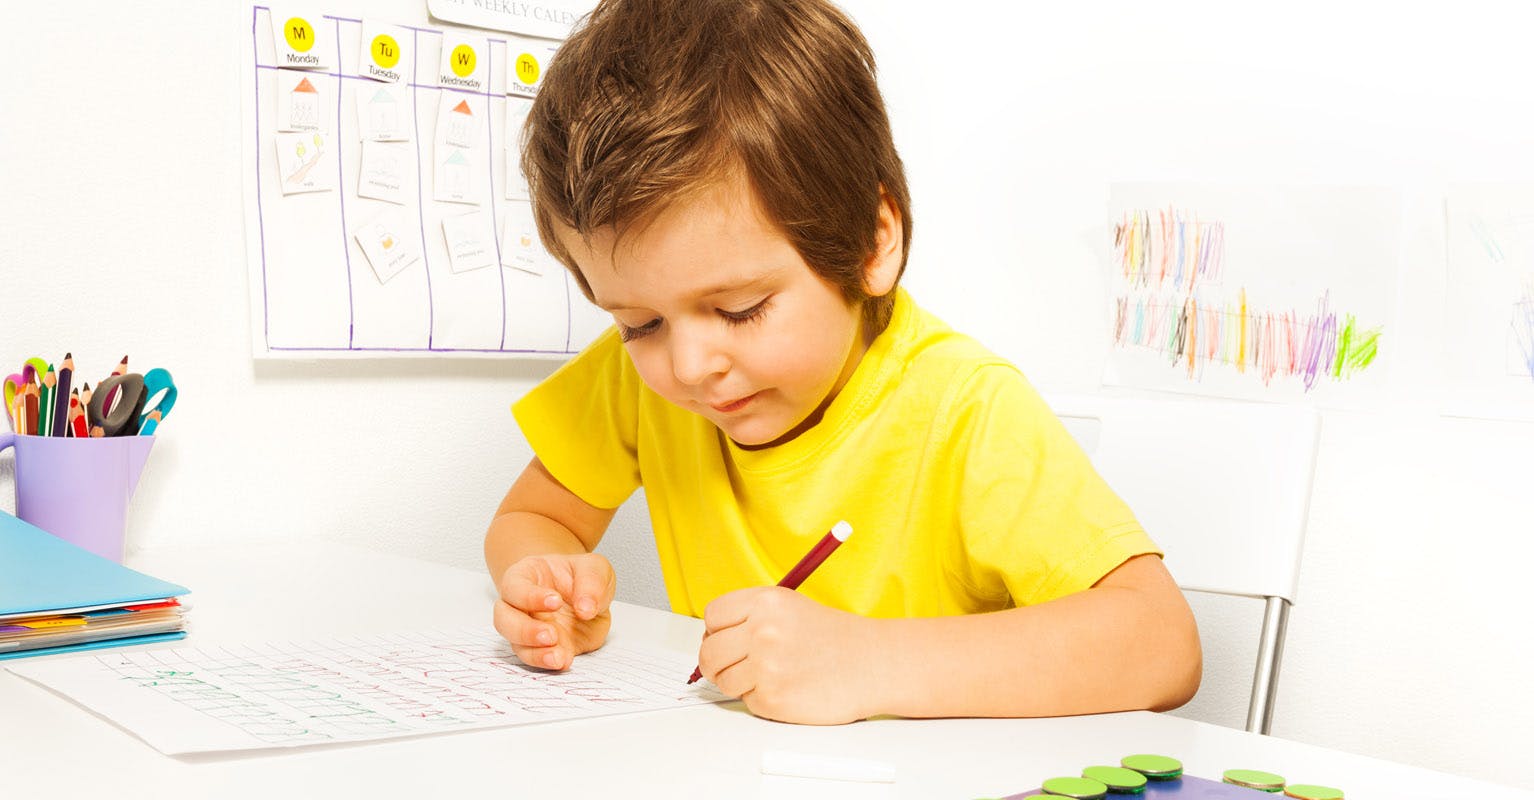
xmin=1044 ymin=392 xmax=1321 ymax=734
xmin=1045 ymin=392 xmax=1321 ymax=604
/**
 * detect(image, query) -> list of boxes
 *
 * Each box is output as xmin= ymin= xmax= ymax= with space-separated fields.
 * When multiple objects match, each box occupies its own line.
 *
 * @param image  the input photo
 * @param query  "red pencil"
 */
xmin=687 ymin=520 xmax=853 ymax=685
xmin=68 ymin=391 xmax=87 ymax=437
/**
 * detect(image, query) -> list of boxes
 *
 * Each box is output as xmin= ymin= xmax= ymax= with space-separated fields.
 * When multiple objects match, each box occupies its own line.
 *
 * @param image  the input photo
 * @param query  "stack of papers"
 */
xmin=0 ymin=512 xmax=189 ymax=660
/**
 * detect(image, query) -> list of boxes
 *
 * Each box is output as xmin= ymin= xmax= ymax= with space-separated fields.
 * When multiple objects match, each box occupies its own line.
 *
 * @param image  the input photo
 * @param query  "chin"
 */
xmin=716 ymin=418 xmax=788 ymax=447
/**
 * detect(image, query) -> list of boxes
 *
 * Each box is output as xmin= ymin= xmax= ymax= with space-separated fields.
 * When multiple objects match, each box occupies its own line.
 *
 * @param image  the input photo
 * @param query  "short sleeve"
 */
xmin=511 ymin=328 xmax=643 ymax=509
xmin=948 ymin=367 xmax=1161 ymax=607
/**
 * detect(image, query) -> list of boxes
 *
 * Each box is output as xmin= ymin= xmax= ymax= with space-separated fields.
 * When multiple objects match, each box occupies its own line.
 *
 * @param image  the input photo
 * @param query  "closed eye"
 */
xmin=618 ymin=318 xmax=661 ymax=342
xmin=719 ymin=297 xmax=771 ymax=326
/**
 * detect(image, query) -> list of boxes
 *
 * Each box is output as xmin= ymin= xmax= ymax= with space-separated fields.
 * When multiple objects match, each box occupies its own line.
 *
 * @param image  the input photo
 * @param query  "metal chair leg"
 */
xmin=1246 ymin=597 xmax=1291 ymax=734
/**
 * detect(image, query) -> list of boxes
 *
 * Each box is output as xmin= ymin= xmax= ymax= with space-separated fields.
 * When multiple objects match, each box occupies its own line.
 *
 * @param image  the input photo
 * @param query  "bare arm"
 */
xmin=699 ymin=553 xmax=1201 ymax=723
xmin=485 ymin=458 xmax=620 ymax=670
xmin=484 ymin=457 xmax=616 ymax=578
xmin=866 ymin=553 xmax=1201 ymax=718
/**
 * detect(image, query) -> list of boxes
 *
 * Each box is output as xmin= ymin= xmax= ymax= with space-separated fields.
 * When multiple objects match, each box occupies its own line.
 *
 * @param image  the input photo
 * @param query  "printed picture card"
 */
xmin=275 ymin=70 xmax=324 ymax=132
xmin=357 ymin=83 xmax=410 ymax=142
xmin=438 ymin=33 xmax=487 ymax=93
xmin=269 ymin=8 xmax=335 ymax=70
xmin=274 ymin=131 xmax=335 ymax=194
xmin=357 ymin=140 xmax=408 ymax=205
xmin=501 ymin=200 xmax=550 ymax=275
xmin=355 ymin=209 xmax=421 ymax=284
xmin=358 ymin=19 xmax=411 ymax=83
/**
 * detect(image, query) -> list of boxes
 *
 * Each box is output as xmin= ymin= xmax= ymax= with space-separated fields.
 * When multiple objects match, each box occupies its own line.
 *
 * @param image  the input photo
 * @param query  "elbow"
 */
xmin=1148 ymin=606 xmax=1203 ymax=711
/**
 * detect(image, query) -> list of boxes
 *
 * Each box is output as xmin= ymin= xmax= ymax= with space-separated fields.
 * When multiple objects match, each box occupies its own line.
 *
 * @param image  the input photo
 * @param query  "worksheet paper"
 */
xmin=8 ymin=629 xmax=726 ymax=754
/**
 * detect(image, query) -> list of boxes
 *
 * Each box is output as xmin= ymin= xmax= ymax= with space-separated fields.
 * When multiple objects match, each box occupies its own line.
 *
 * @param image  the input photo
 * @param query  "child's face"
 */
xmin=556 ymin=174 xmax=882 ymax=447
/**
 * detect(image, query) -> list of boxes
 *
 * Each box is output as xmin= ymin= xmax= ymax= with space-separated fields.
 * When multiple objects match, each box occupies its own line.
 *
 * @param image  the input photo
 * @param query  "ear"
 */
xmin=862 ymin=186 xmax=904 ymax=298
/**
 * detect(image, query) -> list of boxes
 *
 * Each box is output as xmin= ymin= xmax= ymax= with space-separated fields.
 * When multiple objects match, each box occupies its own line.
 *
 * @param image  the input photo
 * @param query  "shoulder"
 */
xmin=893 ymin=299 xmax=1041 ymax=417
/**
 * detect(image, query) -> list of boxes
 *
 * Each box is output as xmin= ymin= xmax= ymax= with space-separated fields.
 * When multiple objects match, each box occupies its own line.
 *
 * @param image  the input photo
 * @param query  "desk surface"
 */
xmin=3 ymin=541 xmax=1528 ymax=800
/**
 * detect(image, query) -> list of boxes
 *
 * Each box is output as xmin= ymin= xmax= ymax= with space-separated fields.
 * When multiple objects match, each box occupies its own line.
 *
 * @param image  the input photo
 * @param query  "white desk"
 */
xmin=3 ymin=541 xmax=1528 ymax=800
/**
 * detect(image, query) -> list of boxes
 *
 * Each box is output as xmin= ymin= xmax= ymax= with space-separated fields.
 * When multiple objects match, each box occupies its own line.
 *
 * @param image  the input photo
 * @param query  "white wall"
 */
xmin=1 ymin=0 xmax=1530 ymax=790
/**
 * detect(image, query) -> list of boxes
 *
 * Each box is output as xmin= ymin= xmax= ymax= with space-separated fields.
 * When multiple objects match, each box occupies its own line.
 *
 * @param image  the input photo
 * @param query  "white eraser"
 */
xmin=830 ymin=520 xmax=853 ymax=541
xmin=760 ymin=750 xmax=895 ymax=783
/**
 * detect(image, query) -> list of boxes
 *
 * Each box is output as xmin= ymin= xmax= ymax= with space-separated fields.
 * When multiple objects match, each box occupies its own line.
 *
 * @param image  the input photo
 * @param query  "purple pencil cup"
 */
xmin=0 ymin=433 xmax=154 ymax=562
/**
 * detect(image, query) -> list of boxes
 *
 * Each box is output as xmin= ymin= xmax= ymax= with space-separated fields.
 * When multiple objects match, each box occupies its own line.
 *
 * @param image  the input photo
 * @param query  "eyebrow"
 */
xmin=594 ymin=272 xmax=779 ymax=313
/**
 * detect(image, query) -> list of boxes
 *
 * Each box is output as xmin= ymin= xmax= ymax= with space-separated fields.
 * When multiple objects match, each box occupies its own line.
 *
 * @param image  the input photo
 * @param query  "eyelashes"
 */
xmin=618 ymin=319 xmax=660 ymax=342
xmin=617 ymin=297 xmax=773 ymax=343
xmin=719 ymin=297 xmax=771 ymax=326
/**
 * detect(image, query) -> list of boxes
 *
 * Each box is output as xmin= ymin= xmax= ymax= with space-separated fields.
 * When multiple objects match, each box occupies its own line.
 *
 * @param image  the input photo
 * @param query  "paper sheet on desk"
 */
xmin=7 ymin=628 xmax=727 ymax=754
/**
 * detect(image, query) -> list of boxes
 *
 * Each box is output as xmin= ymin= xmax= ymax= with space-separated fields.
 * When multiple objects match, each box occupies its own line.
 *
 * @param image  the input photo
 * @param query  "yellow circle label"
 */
xmin=283 ymin=17 xmax=316 ymax=53
xmin=515 ymin=52 xmax=540 ymax=85
xmin=371 ymin=34 xmax=401 ymax=69
xmin=449 ymin=44 xmax=477 ymax=77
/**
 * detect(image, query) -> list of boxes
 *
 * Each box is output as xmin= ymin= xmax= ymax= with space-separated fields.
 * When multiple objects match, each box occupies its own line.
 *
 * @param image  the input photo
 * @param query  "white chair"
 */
xmin=1044 ymin=392 xmax=1321 ymax=735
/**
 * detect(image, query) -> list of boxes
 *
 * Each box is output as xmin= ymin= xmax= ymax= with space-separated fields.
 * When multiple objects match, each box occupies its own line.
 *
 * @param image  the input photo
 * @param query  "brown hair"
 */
xmin=521 ymin=0 xmax=912 ymax=336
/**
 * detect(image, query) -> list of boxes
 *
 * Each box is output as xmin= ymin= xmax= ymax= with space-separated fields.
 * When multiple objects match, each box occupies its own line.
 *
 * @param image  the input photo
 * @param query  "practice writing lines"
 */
xmin=9 ymin=628 xmax=725 ymax=754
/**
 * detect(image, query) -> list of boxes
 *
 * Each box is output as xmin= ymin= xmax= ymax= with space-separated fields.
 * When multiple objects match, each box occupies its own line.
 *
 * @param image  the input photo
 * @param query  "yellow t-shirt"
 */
xmin=513 ymin=290 xmax=1159 ymax=618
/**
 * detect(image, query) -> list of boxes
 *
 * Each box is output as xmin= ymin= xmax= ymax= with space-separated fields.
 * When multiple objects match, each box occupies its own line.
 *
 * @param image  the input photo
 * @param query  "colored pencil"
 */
xmin=102 ymin=355 xmax=128 ymax=413
xmin=79 ymin=382 xmax=93 ymax=428
xmin=38 ymin=366 xmax=55 ymax=437
xmin=52 ymin=353 xmax=72 ymax=437
xmin=24 ymin=386 xmax=38 ymax=436
xmin=11 ymin=394 xmax=23 ymax=435
xmin=687 ymin=520 xmax=853 ymax=684
xmin=68 ymin=391 xmax=87 ymax=438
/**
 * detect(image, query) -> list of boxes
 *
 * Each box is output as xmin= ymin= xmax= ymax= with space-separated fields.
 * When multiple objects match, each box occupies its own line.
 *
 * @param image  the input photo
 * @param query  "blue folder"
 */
xmin=0 ymin=511 xmax=189 ymax=660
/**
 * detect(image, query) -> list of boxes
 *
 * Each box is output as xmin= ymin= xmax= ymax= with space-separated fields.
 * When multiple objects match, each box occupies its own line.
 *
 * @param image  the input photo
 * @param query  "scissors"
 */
xmin=88 ymin=368 xmax=177 ymax=437
xmin=3 ymin=357 xmax=48 ymax=431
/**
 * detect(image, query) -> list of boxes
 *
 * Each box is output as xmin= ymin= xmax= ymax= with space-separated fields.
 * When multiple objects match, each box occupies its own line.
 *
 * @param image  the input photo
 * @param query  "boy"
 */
xmin=486 ymin=0 xmax=1201 ymax=725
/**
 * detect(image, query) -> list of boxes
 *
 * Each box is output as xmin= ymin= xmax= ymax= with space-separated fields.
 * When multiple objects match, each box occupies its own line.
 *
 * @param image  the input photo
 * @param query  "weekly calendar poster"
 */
xmin=1104 ymin=184 xmax=1402 ymax=408
xmin=242 ymin=2 xmax=609 ymax=358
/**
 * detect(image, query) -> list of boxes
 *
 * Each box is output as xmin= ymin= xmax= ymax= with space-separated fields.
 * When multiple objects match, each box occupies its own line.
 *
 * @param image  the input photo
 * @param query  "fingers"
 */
xmin=492 ymin=598 xmax=569 ymax=670
xmin=696 ymin=623 xmax=751 ymax=696
xmin=491 ymin=554 xmax=616 ymax=671
xmin=497 ymin=565 xmax=565 ymax=614
xmin=701 ymin=587 xmax=764 ymax=634
xmin=567 ymin=554 xmax=616 ymax=621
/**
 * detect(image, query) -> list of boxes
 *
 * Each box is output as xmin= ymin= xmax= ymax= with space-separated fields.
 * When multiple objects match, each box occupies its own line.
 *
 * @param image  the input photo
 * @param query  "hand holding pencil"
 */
xmin=693 ymin=521 xmax=872 ymax=724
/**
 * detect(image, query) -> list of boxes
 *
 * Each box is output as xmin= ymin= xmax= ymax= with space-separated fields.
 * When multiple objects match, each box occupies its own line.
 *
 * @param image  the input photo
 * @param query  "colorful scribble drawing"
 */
xmin=1515 ymin=281 xmax=1534 ymax=378
xmin=1113 ymin=207 xmax=1225 ymax=292
xmin=1111 ymin=206 xmax=1382 ymax=390
xmin=1466 ymin=214 xmax=1534 ymax=380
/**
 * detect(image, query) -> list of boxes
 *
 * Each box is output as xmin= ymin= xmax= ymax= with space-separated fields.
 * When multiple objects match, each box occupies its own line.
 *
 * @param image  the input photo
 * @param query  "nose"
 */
xmin=670 ymin=324 xmax=730 ymax=386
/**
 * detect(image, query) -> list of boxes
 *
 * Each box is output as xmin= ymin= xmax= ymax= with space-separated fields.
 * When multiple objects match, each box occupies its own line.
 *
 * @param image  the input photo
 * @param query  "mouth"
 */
xmin=709 ymin=392 xmax=759 ymax=414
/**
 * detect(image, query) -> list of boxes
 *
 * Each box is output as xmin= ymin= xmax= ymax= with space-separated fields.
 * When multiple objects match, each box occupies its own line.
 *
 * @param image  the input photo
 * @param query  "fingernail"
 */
xmin=578 ymin=598 xmax=596 ymax=617
xmin=537 ymin=628 xmax=556 ymax=646
xmin=544 ymin=652 xmax=562 ymax=669
xmin=545 ymin=593 xmax=562 ymax=610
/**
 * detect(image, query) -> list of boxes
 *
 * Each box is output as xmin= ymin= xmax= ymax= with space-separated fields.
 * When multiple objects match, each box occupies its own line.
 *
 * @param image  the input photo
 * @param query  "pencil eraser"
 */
xmin=761 ymin=749 xmax=895 ymax=783
xmin=830 ymin=520 xmax=853 ymax=541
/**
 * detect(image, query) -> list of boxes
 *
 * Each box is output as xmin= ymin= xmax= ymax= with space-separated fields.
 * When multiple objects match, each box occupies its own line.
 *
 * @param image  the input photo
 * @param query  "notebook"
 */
xmin=0 ymin=511 xmax=189 ymax=660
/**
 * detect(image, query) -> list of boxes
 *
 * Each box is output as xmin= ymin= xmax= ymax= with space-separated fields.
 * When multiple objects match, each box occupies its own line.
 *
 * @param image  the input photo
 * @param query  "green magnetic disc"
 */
xmin=1120 ymin=754 xmax=1183 ymax=779
xmin=1284 ymin=785 xmax=1344 ymax=800
xmin=1041 ymin=776 xmax=1109 ymax=799
xmin=1224 ymin=769 xmax=1286 ymax=791
xmin=1082 ymin=766 xmax=1148 ymax=793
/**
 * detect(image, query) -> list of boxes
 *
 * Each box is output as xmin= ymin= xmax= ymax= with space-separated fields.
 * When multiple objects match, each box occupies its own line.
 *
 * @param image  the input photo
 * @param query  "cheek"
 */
xmin=624 ymin=345 xmax=682 ymax=399
xmin=767 ymin=312 xmax=854 ymax=383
